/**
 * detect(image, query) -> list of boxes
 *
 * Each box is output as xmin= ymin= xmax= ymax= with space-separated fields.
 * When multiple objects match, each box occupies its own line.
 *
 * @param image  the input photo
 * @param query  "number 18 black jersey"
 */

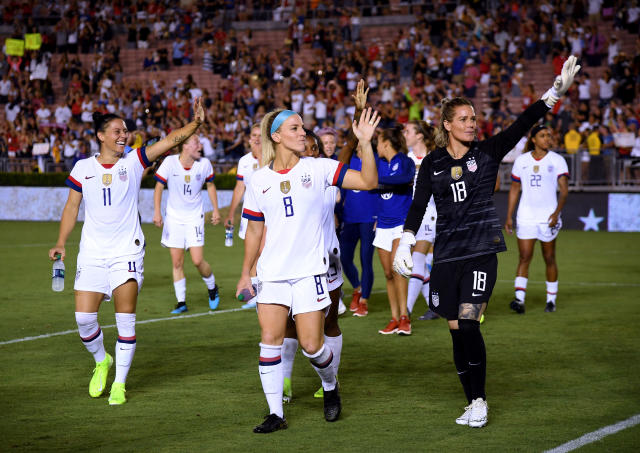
xmin=404 ymin=100 xmax=549 ymax=264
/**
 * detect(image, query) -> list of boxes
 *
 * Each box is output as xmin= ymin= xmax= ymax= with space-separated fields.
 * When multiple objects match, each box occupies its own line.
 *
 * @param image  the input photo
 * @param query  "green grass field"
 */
xmin=1 ymin=217 xmax=639 ymax=452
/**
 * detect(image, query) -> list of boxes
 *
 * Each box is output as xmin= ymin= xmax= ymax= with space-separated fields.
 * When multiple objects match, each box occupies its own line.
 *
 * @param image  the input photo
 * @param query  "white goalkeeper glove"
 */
xmin=393 ymin=231 xmax=416 ymax=277
xmin=541 ymin=55 xmax=581 ymax=108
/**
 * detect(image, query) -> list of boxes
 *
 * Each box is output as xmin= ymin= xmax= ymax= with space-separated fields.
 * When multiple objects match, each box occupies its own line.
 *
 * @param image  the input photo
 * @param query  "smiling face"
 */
xmin=98 ymin=119 xmax=129 ymax=155
xmin=444 ymin=105 xmax=476 ymax=144
xmin=272 ymin=113 xmax=306 ymax=155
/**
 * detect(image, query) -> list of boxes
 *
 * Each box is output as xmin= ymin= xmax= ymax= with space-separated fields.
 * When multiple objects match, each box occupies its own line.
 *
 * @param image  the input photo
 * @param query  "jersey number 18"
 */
xmin=450 ymin=181 xmax=467 ymax=202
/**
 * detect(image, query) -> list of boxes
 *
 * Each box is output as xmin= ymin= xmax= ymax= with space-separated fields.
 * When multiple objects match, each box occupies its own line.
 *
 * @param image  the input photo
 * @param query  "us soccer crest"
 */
xmin=548 ymin=165 xmax=553 ymax=173
xmin=118 ymin=167 xmax=127 ymax=181
xmin=301 ymin=172 xmax=311 ymax=188
xmin=102 ymin=174 xmax=112 ymax=186
xmin=196 ymin=174 xmax=201 ymax=180
xmin=280 ymin=180 xmax=291 ymax=194
xmin=432 ymin=292 xmax=440 ymax=307
xmin=184 ymin=175 xmax=191 ymax=183
xmin=466 ymin=157 xmax=477 ymax=172
xmin=451 ymin=166 xmax=463 ymax=180
xmin=533 ymin=165 xmax=539 ymax=173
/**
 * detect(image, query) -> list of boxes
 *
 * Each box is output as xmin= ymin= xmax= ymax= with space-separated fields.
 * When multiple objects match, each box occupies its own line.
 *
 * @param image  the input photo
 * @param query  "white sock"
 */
xmin=303 ymin=344 xmax=336 ymax=391
xmin=202 ymin=273 xmax=215 ymax=290
xmin=114 ymin=313 xmax=136 ymax=384
xmin=546 ymin=281 xmax=558 ymax=304
xmin=259 ymin=343 xmax=284 ymax=418
xmin=173 ymin=278 xmax=186 ymax=303
xmin=515 ymin=276 xmax=528 ymax=303
xmin=407 ymin=252 xmax=426 ymax=314
xmin=426 ymin=252 xmax=433 ymax=273
xmin=281 ymin=337 xmax=298 ymax=380
xmin=421 ymin=276 xmax=430 ymax=302
xmin=76 ymin=312 xmax=106 ymax=363
xmin=324 ymin=334 xmax=342 ymax=378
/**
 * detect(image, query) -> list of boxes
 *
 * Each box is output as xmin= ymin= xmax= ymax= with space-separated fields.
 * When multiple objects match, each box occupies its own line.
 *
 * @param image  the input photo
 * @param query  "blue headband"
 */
xmin=270 ymin=110 xmax=297 ymax=136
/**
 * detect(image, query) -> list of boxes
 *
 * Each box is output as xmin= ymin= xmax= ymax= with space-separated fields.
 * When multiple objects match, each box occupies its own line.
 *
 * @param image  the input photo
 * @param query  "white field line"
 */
xmin=544 ymin=414 xmax=640 ymax=453
xmin=1 ymin=279 xmax=638 ymax=347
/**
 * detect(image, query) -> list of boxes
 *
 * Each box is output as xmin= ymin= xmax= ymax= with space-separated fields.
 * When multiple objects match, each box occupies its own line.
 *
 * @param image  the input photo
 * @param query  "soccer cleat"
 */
xmin=171 ymin=303 xmax=188 ymax=314
xmin=349 ymin=289 xmax=361 ymax=311
xmin=545 ymin=302 xmax=556 ymax=312
xmin=208 ymin=285 xmax=220 ymax=310
xmin=456 ymin=404 xmax=473 ymax=425
xmin=509 ymin=299 xmax=525 ymax=314
xmin=314 ymin=387 xmax=324 ymax=398
xmin=337 ymin=299 xmax=347 ymax=315
xmin=283 ymin=377 xmax=292 ymax=403
xmin=89 ymin=353 xmax=113 ymax=398
xmin=480 ymin=314 xmax=485 ymax=324
xmin=242 ymin=299 xmax=257 ymax=309
xmin=253 ymin=413 xmax=288 ymax=433
xmin=418 ymin=309 xmax=440 ymax=320
xmin=108 ymin=382 xmax=126 ymax=405
xmin=468 ymin=398 xmax=488 ymax=428
xmin=353 ymin=301 xmax=368 ymax=317
xmin=323 ymin=386 xmax=342 ymax=422
xmin=397 ymin=315 xmax=412 ymax=335
xmin=379 ymin=318 xmax=399 ymax=335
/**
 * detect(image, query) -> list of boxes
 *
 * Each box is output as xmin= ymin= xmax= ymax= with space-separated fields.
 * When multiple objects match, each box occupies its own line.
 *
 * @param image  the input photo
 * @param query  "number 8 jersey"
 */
xmin=242 ymin=157 xmax=347 ymax=282
xmin=66 ymin=148 xmax=150 ymax=258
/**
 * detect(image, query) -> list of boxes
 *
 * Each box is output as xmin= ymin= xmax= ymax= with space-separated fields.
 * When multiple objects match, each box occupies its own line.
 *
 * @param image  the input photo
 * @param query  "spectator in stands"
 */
xmin=597 ymin=69 xmax=616 ymax=106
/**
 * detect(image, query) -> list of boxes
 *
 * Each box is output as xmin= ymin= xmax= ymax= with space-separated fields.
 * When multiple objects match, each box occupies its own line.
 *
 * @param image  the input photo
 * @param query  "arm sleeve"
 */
xmin=557 ymin=154 xmax=570 ymax=178
xmin=66 ymin=161 xmax=83 ymax=193
xmin=404 ymin=155 xmax=432 ymax=234
xmin=135 ymin=146 xmax=151 ymax=169
xmin=377 ymin=156 xmax=415 ymax=185
xmin=481 ymin=100 xmax=550 ymax=162
xmin=204 ymin=159 xmax=215 ymax=182
xmin=322 ymin=158 xmax=348 ymax=188
xmin=154 ymin=158 xmax=169 ymax=186
xmin=511 ymin=158 xmax=522 ymax=182
xmin=241 ymin=184 xmax=264 ymax=222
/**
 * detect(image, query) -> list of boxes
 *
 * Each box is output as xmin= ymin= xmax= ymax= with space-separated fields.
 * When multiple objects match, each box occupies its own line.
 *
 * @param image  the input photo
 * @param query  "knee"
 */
xmin=518 ymin=252 xmax=533 ymax=264
xmin=261 ymin=331 xmax=284 ymax=346
xmin=542 ymin=253 xmax=556 ymax=266
xmin=383 ymin=269 xmax=394 ymax=280
xmin=299 ymin=339 xmax=322 ymax=355
xmin=458 ymin=318 xmax=480 ymax=336
xmin=191 ymin=256 xmax=204 ymax=268
xmin=172 ymin=260 xmax=184 ymax=271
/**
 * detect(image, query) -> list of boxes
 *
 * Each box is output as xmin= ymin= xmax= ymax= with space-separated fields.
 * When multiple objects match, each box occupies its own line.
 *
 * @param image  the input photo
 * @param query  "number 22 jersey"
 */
xmin=66 ymin=148 xmax=150 ymax=258
xmin=242 ymin=157 xmax=347 ymax=282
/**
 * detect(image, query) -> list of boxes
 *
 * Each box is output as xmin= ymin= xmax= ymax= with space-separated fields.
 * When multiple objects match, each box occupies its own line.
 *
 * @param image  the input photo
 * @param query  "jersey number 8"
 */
xmin=283 ymin=196 xmax=294 ymax=217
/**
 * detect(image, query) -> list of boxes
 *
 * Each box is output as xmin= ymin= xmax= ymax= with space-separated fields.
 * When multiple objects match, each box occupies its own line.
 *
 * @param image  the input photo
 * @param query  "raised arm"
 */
xmin=341 ymin=107 xmax=380 ymax=191
xmin=339 ymin=79 xmax=368 ymax=164
xmin=145 ymin=97 xmax=205 ymax=163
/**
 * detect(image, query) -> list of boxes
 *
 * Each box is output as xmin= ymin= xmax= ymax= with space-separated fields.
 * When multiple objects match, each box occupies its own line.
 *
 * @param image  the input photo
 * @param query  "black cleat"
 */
xmin=544 ymin=302 xmax=556 ymax=312
xmin=253 ymin=413 xmax=287 ymax=433
xmin=509 ymin=299 xmax=525 ymax=314
xmin=419 ymin=309 xmax=440 ymax=320
xmin=323 ymin=387 xmax=342 ymax=422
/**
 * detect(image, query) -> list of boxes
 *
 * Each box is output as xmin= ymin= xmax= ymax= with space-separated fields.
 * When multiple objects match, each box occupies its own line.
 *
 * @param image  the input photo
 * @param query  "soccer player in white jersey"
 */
xmin=404 ymin=120 xmax=440 ymax=320
xmin=505 ymin=124 xmax=569 ymax=313
xmin=224 ymin=123 xmax=262 ymax=308
xmin=48 ymin=98 xmax=206 ymax=405
xmin=280 ymin=129 xmax=345 ymax=404
xmin=152 ymin=134 xmax=221 ymax=314
xmin=236 ymin=108 xmax=379 ymax=433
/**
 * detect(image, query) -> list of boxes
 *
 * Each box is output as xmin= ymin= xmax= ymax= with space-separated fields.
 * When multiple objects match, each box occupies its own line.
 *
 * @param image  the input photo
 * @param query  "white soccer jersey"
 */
xmin=154 ymin=154 xmax=215 ymax=223
xmin=322 ymin=185 xmax=340 ymax=255
xmin=511 ymin=151 xmax=569 ymax=225
xmin=66 ymin=148 xmax=150 ymax=259
xmin=242 ymin=157 xmax=347 ymax=281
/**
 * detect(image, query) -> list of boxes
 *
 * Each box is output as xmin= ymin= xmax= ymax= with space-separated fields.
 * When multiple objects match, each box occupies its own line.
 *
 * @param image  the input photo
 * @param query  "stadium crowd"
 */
xmin=0 ymin=0 xmax=639 ymax=179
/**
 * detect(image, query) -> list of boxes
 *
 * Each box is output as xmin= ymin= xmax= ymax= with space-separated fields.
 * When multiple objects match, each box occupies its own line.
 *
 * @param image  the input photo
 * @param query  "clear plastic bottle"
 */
xmin=52 ymin=254 xmax=65 ymax=292
xmin=225 ymin=225 xmax=234 ymax=247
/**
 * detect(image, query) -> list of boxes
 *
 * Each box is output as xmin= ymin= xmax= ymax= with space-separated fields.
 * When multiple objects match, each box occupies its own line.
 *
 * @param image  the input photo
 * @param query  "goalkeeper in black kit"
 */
xmin=393 ymin=56 xmax=581 ymax=428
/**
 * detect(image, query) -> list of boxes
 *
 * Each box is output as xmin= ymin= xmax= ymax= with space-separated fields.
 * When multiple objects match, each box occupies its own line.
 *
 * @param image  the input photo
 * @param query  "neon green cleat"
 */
xmin=283 ymin=377 xmax=292 ymax=403
xmin=314 ymin=387 xmax=324 ymax=398
xmin=108 ymin=382 xmax=127 ymax=405
xmin=480 ymin=314 xmax=485 ymax=324
xmin=89 ymin=353 xmax=113 ymax=398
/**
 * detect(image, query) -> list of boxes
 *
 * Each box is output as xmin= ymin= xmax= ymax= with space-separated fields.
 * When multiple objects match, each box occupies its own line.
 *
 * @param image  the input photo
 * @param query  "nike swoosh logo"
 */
xmin=434 ymin=170 xmax=444 ymax=175
xmin=259 ymin=371 xmax=272 ymax=375
xmin=472 ymin=292 xmax=483 ymax=297
xmin=262 ymin=187 xmax=271 ymax=194
xmin=328 ymin=278 xmax=337 ymax=283
xmin=85 ymin=176 xmax=95 ymax=179
xmin=317 ymin=297 xmax=327 ymax=302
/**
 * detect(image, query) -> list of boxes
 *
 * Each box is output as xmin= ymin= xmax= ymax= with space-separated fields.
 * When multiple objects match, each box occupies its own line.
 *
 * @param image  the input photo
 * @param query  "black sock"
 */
xmin=450 ymin=329 xmax=473 ymax=404
xmin=458 ymin=319 xmax=486 ymax=401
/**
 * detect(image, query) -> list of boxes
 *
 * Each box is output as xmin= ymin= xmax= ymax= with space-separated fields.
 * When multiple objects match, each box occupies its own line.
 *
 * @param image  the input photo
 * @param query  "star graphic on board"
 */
xmin=579 ymin=208 xmax=604 ymax=232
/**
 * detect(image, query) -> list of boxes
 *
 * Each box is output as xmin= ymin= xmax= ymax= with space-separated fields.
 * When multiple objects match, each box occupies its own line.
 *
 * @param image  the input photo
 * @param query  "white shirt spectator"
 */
xmin=578 ymin=79 xmax=592 ymax=101
xmin=200 ymin=134 xmax=216 ymax=159
xmin=188 ymin=87 xmax=203 ymax=102
xmin=598 ymin=77 xmax=616 ymax=101
xmin=346 ymin=71 xmax=359 ymax=91
xmin=64 ymin=139 xmax=78 ymax=158
xmin=55 ymin=104 xmax=72 ymax=125
xmin=588 ymin=0 xmax=603 ymax=16
xmin=607 ymin=39 xmax=619 ymax=65
xmin=5 ymin=102 xmax=20 ymax=122
xmin=315 ymin=99 xmax=327 ymax=122
xmin=291 ymin=91 xmax=303 ymax=113
xmin=0 ymin=78 xmax=11 ymax=96
xmin=35 ymin=106 xmax=51 ymax=123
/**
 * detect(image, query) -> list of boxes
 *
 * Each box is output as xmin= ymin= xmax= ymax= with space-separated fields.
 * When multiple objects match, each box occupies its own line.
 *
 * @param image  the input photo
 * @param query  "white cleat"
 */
xmin=468 ymin=398 xmax=488 ymax=428
xmin=337 ymin=299 xmax=347 ymax=315
xmin=456 ymin=404 xmax=472 ymax=425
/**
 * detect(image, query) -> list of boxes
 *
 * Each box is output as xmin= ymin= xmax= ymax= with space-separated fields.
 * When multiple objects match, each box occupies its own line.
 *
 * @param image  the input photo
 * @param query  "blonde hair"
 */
xmin=434 ymin=97 xmax=474 ymax=148
xmin=259 ymin=110 xmax=283 ymax=167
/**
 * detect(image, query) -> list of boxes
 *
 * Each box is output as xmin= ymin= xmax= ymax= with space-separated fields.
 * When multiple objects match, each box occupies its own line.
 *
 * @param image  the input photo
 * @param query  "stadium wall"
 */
xmin=1 ymin=188 xmax=638 ymax=232
xmin=0 ymin=187 xmax=233 ymax=223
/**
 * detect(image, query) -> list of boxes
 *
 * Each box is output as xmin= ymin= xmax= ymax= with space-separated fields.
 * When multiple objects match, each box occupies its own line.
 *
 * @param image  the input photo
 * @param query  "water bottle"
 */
xmin=238 ymin=284 xmax=257 ymax=302
xmin=225 ymin=224 xmax=234 ymax=247
xmin=52 ymin=254 xmax=65 ymax=292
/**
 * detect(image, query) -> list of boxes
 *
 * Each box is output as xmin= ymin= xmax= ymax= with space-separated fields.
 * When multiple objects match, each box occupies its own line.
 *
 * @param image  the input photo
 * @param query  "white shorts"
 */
xmin=74 ymin=251 xmax=145 ymax=300
xmin=238 ymin=216 xmax=248 ymax=240
xmin=517 ymin=219 xmax=562 ymax=242
xmin=257 ymin=275 xmax=331 ymax=316
xmin=326 ymin=251 xmax=343 ymax=291
xmin=415 ymin=210 xmax=436 ymax=243
xmin=161 ymin=216 xmax=205 ymax=249
xmin=373 ymin=225 xmax=403 ymax=252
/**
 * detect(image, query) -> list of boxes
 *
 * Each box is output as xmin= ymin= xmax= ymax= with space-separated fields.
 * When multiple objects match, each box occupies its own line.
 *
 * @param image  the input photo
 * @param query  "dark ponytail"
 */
xmin=379 ymin=125 xmax=408 ymax=154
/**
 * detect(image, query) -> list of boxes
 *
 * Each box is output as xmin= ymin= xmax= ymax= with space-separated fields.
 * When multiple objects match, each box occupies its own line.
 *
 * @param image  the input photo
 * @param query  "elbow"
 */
xmin=364 ymin=175 xmax=378 ymax=190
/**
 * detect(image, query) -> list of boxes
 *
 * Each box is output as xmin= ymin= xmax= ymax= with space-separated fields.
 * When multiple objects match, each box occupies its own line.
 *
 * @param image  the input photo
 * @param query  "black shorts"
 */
xmin=429 ymin=254 xmax=498 ymax=321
